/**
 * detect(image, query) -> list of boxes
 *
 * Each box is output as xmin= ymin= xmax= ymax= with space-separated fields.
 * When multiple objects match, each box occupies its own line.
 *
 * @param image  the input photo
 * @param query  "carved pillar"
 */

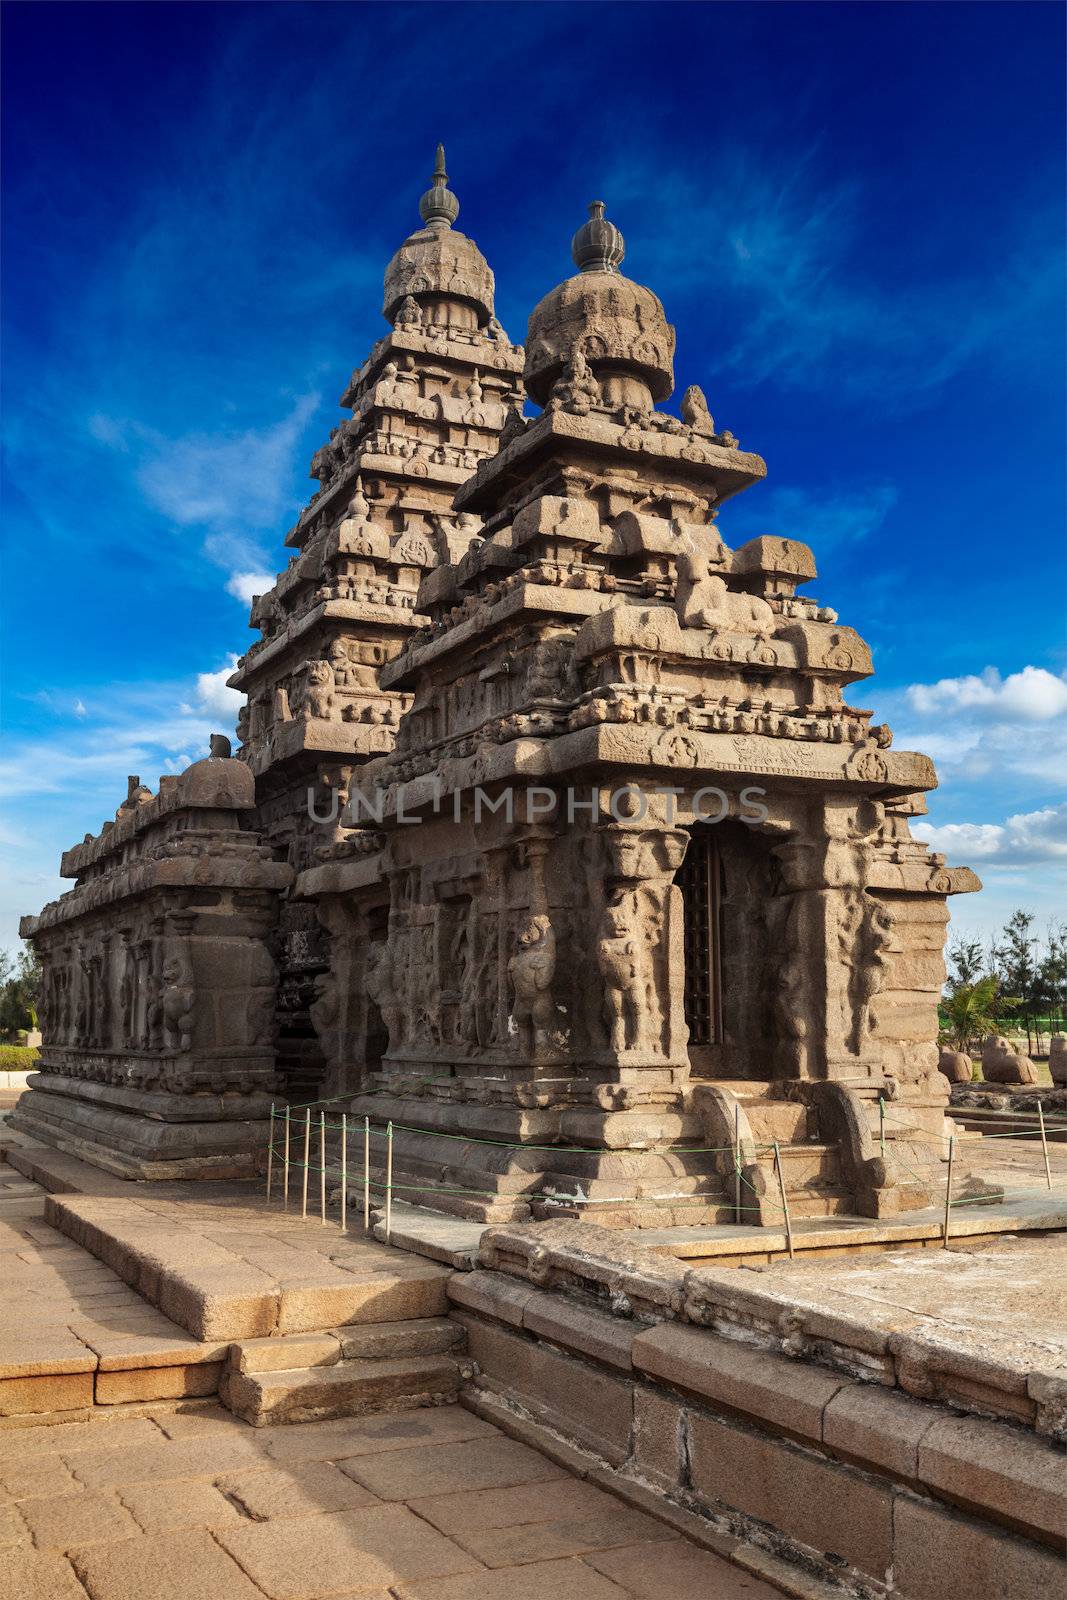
xmin=592 ymin=811 xmax=690 ymax=1082
xmin=771 ymin=798 xmax=887 ymax=1082
xmin=309 ymin=897 xmax=369 ymax=1098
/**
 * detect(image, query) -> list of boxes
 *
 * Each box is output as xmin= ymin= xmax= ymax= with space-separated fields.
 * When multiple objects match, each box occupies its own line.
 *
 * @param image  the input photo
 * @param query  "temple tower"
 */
xmin=230 ymin=149 xmax=524 ymax=1096
xmin=301 ymin=201 xmax=980 ymax=1225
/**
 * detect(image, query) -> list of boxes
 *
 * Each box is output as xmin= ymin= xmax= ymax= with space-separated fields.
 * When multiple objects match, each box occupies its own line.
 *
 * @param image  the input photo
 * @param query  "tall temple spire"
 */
xmin=418 ymin=143 xmax=460 ymax=230
xmin=571 ymin=199 xmax=625 ymax=273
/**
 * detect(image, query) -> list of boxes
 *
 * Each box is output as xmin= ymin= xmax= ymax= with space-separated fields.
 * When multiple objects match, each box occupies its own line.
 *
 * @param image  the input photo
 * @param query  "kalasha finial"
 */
xmin=418 ymin=144 xmax=460 ymax=230
xmin=571 ymin=200 xmax=625 ymax=274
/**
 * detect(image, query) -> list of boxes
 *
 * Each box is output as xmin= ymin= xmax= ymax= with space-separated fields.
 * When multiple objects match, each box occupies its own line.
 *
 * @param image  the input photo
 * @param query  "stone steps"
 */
xmin=219 ymin=1317 xmax=470 ymax=1425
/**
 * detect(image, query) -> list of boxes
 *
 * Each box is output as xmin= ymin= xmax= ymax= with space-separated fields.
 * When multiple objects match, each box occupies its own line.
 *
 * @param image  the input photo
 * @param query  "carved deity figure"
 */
xmin=548 ymin=349 xmax=601 ymax=416
xmin=395 ymin=294 xmax=422 ymax=329
xmin=364 ymin=942 xmax=403 ymax=1050
xmin=119 ymin=936 xmax=137 ymax=1049
xmin=675 ymin=548 xmax=774 ymax=632
xmin=302 ymin=661 xmax=334 ymax=720
xmin=680 ymin=384 xmax=716 ymax=437
xmin=508 ymin=914 xmax=557 ymax=1057
xmin=160 ymin=946 xmax=195 ymax=1054
xmin=596 ymin=898 xmax=646 ymax=1054
xmin=838 ymin=895 xmax=894 ymax=1055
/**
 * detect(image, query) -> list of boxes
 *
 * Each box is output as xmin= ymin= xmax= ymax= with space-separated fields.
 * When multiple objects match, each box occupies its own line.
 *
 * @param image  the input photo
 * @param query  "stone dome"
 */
xmin=524 ymin=201 xmax=675 ymax=407
xmin=382 ymin=146 xmax=495 ymax=326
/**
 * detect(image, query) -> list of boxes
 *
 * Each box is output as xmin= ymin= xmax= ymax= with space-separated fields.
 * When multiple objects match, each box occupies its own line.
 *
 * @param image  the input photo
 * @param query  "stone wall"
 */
xmin=449 ymin=1225 xmax=1065 ymax=1599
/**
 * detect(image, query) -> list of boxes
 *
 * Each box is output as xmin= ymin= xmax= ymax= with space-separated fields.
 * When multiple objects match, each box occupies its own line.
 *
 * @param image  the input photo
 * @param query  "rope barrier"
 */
xmin=260 ymin=1091 xmax=1064 ymax=1240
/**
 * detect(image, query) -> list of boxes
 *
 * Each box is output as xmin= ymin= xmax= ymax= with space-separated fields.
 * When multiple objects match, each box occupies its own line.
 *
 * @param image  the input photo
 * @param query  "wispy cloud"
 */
xmin=720 ymin=481 xmax=897 ymax=553
xmin=605 ymin=145 xmax=1062 ymax=399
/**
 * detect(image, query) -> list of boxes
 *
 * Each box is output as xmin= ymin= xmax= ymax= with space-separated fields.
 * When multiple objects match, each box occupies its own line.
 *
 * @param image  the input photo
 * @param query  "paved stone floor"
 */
xmin=0 ymin=1403 xmax=785 ymax=1600
xmin=0 ymin=1147 xmax=787 ymax=1599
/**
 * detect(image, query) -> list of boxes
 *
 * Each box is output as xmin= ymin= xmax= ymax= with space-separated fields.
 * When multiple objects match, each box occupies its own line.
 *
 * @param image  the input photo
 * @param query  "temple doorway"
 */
xmin=676 ymin=825 xmax=723 ymax=1068
xmin=676 ymin=820 xmax=779 ymax=1079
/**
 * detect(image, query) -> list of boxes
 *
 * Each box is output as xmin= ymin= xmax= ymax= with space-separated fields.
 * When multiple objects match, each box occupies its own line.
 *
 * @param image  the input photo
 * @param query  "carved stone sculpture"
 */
xmin=508 ymin=914 xmax=557 ymax=1056
xmin=674 ymin=548 xmax=774 ymax=631
xmin=1050 ymin=1034 xmax=1067 ymax=1087
xmin=981 ymin=1036 xmax=1039 ymax=1085
xmin=938 ymin=1047 xmax=973 ymax=1084
xmin=596 ymin=898 xmax=645 ymax=1054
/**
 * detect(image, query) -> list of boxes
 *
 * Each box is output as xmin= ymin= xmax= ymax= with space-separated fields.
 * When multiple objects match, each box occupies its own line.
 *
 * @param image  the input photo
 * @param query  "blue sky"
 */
xmin=2 ymin=1 xmax=1064 ymax=955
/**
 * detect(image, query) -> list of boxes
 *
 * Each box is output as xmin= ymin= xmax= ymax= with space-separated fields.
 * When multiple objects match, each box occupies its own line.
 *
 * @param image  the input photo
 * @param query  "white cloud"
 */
xmin=194 ymin=655 xmax=243 ymax=722
xmin=227 ymin=571 xmax=275 ymax=604
xmin=914 ymin=802 xmax=1067 ymax=868
xmin=72 ymin=699 xmax=87 ymax=717
xmin=135 ymin=392 xmax=318 ymax=543
xmin=880 ymin=662 xmax=1067 ymax=790
xmin=906 ymin=666 xmax=1067 ymax=722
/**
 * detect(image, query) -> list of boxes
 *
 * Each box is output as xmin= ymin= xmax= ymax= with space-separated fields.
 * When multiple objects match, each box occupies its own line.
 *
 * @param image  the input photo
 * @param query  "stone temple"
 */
xmin=17 ymin=148 xmax=982 ymax=1225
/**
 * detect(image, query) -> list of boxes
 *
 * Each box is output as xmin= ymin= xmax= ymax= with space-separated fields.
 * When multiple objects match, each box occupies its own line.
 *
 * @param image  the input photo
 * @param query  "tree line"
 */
xmin=0 ymin=946 xmax=41 ymax=1040
xmin=942 ymin=911 xmax=1067 ymax=1055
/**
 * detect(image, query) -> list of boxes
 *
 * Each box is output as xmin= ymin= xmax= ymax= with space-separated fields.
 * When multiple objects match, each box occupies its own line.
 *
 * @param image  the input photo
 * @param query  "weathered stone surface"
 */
xmin=0 ymin=1370 xmax=94 ymax=1416
xmin=916 ymin=1412 xmax=1067 ymax=1544
xmin=337 ymin=1317 xmax=463 ymax=1360
xmin=822 ymin=1381 xmax=935 ymax=1480
xmin=117 ymin=1476 xmax=243 ymax=1531
xmin=94 ymin=1359 xmax=224 ymax=1405
xmin=221 ymin=1353 xmax=461 ymax=1426
xmin=687 ymin=1409 xmax=894 ymax=1578
xmin=455 ymin=1310 xmax=634 ymax=1463
xmin=70 ymin=1526 xmax=266 ymax=1600
xmin=584 ymin=1539 xmax=787 ymax=1600
xmin=216 ymin=1504 xmax=480 ymax=1597
xmin=0 ymin=1548 xmax=91 ymax=1600
xmin=1050 ymin=1035 xmax=1067 ymax=1086
xmin=340 ymin=1435 xmax=560 ymax=1501
xmin=393 ymin=1562 xmax=631 ymax=1600
xmin=220 ymin=1460 xmax=381 ymax=1520
xmin=407 ymin=1475 xmax=613 ymax=1536
xmin=891 ymin=1493 xmax=1064 ymax=1600
xmin=231 ymin=1332 xmax=341 ymax=1374
xmin=262 ymin=1406 xmax=495 ymax=1464
xmin=632 ymin=1321 xmax=848 ymax=1442
xmin=18 ymin=1489 xmax=141 ymax=1552
xmin=452 ymin=1504 xmax=675 ymax=1567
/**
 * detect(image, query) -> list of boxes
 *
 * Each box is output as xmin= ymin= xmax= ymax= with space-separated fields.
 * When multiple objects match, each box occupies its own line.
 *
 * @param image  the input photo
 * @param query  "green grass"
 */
xmin=0 ymin=1045 xmax=39 ymax=1071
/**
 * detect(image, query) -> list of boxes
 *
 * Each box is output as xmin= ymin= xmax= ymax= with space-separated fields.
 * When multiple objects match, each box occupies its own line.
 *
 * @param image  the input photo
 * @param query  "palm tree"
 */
xmin=942 ymin=976 xmax=998 ymax=1056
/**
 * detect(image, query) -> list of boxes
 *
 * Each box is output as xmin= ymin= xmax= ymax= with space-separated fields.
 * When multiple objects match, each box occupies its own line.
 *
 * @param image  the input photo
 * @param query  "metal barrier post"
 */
xmin=773 ymin=1141 xmax=794 ymax=1259
xmin=266 ymin=1103 xmax=274 ymax=1203
xmin=385 ymin=1121 xmax=393 ymax=1242
xmin=283 ymin=1106 xmax=291 ymax=1210
xmin=319 ymin=1111 xmax=327 ymax=1224
xmin=879 ymin=1097 xmax=886 ymax=1159
xmin=1038 ymin=1102 xmax=1053 ymax=1190
xmin=943 ymin=1134 xmax=955 ymax=1248
xmin=340 ymin=1113 xmax=348 ymax=1232
xmin=363 ymin=1116 xmax=370 ymax=1230
xmin=301 ymin=1107 xmax=310 ymax=1220
xmin=733 ymin=1103 xmax=742 ymax=1225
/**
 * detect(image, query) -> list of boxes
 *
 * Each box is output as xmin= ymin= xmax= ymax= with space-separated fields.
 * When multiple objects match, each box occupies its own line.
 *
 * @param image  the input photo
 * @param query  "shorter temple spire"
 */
xmin=571 ymin=199 xmax=625 ymax=273
xmin=419 ymin=143 xmax=460 ymax=230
